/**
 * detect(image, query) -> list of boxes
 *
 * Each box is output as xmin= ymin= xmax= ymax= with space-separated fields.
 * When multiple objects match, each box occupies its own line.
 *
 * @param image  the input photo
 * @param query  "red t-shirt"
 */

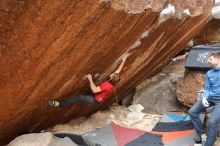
xmin=95 ymin=81 xmax=114 ymax=102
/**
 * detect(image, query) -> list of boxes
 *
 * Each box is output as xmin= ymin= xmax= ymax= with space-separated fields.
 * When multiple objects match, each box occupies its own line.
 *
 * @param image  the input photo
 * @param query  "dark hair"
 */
xmin=109 ymin=73 xmax=120 ymax=85
xmin=211 ymin=52 xmax=220 ymax=58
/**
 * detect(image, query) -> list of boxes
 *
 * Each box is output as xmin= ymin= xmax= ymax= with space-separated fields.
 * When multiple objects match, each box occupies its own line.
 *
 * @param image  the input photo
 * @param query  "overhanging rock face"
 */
xmin=0 ymin=0 xmax=214 ymax=144
xmin=194 ymin=18 xmax=220 ymax=45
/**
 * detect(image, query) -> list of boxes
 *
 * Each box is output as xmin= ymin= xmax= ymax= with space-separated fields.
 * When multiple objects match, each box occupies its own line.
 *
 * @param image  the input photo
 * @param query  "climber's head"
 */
xmin=208 ymin=52 xmax=220 ymax=67
xmin=108 ymin=73 xmax=120 ymax=85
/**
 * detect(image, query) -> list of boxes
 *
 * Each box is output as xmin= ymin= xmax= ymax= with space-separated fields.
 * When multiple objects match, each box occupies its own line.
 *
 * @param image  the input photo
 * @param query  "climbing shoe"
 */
xmin=48 ymin=100 xmax=60 ymax=107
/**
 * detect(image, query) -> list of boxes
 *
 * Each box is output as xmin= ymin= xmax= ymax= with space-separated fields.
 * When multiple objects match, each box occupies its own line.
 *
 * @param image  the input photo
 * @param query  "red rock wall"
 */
xmin=194 ymin=19 xmax=220 ymax=45
xmin=0 ymin=0 xmax=213 ymax=144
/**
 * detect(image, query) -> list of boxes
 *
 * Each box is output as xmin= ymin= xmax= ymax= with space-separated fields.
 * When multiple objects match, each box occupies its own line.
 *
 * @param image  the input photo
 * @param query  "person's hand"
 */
xmin=202 ymin=98 xmax=209 ymax=107
xmin=87 ymin=74 xmax=92 ymax=80
xmin=172 ymin=58 xmax=176 ymax=62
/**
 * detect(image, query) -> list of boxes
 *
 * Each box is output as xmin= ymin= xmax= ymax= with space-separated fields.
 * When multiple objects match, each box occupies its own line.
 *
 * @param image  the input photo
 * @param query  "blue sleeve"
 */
xmin=203 ymin=73 xmax=210 ymax=99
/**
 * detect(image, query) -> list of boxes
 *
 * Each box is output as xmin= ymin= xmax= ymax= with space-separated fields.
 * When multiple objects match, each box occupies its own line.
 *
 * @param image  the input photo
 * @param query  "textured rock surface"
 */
xmin=133 ymin=61 xmax=185 ymax=114
xmin=0 ymin=0 xmax=214 ymax=144
xmin=8 ymin=132 xmax=77 ymax=146
xmin=49 ymin=104 xmax=160 ymax=134
xmin=176 ymin=70 xmax=206 ymax=107
xmin=194 ymin=19 xmax=220 ymax=45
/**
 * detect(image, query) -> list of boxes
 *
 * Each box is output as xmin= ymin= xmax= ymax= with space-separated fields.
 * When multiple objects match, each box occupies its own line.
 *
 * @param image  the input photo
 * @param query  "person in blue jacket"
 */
xmin=188 ymin=52 xmax=220 ymax=146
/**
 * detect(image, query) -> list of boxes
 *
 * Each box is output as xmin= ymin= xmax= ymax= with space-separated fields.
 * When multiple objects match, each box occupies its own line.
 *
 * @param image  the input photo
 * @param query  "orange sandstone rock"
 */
xmin=0 ymin=0 xmax=213 ymax=144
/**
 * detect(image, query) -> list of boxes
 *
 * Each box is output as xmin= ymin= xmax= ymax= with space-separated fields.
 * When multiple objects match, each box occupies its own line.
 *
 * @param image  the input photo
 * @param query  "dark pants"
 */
xmin=59 ymin=90 xmax=97 ymax=106
xmin=188 ymin=98 xmax=220 ymax=146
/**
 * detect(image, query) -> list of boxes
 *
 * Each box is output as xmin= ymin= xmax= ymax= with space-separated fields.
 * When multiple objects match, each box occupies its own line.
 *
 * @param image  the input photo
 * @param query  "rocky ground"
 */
xmin=9 ymin=103 xmax=220 ymax=146
xmin=7 ymin=104 xmax=160 ymax=146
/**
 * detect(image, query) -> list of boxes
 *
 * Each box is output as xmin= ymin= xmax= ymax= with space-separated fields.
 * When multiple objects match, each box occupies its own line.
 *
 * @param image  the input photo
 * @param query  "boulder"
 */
xmin=194 ymin=19 xmax=220 ymax=45
xmin=176 ymin=70 xmax=206 ymax=107
xmin=0 ymin=0 xmax=214 ymax=144
xmin=7 ymin=132 xmax=77 ymax=146
xmin=133 ymin=61 xmax=186 ymax=114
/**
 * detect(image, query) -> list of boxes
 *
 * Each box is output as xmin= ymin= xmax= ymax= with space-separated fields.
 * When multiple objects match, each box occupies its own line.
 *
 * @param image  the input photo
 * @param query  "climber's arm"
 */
xmin=114 ymin=56 xmax=127 ymax=74
xmin=87 ymin=74 xmax=101 ymax=93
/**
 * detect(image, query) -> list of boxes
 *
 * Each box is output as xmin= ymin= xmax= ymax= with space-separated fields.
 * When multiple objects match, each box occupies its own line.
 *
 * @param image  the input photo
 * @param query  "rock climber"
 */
xmin=48 ymin=55 xmax=128 ymax=107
